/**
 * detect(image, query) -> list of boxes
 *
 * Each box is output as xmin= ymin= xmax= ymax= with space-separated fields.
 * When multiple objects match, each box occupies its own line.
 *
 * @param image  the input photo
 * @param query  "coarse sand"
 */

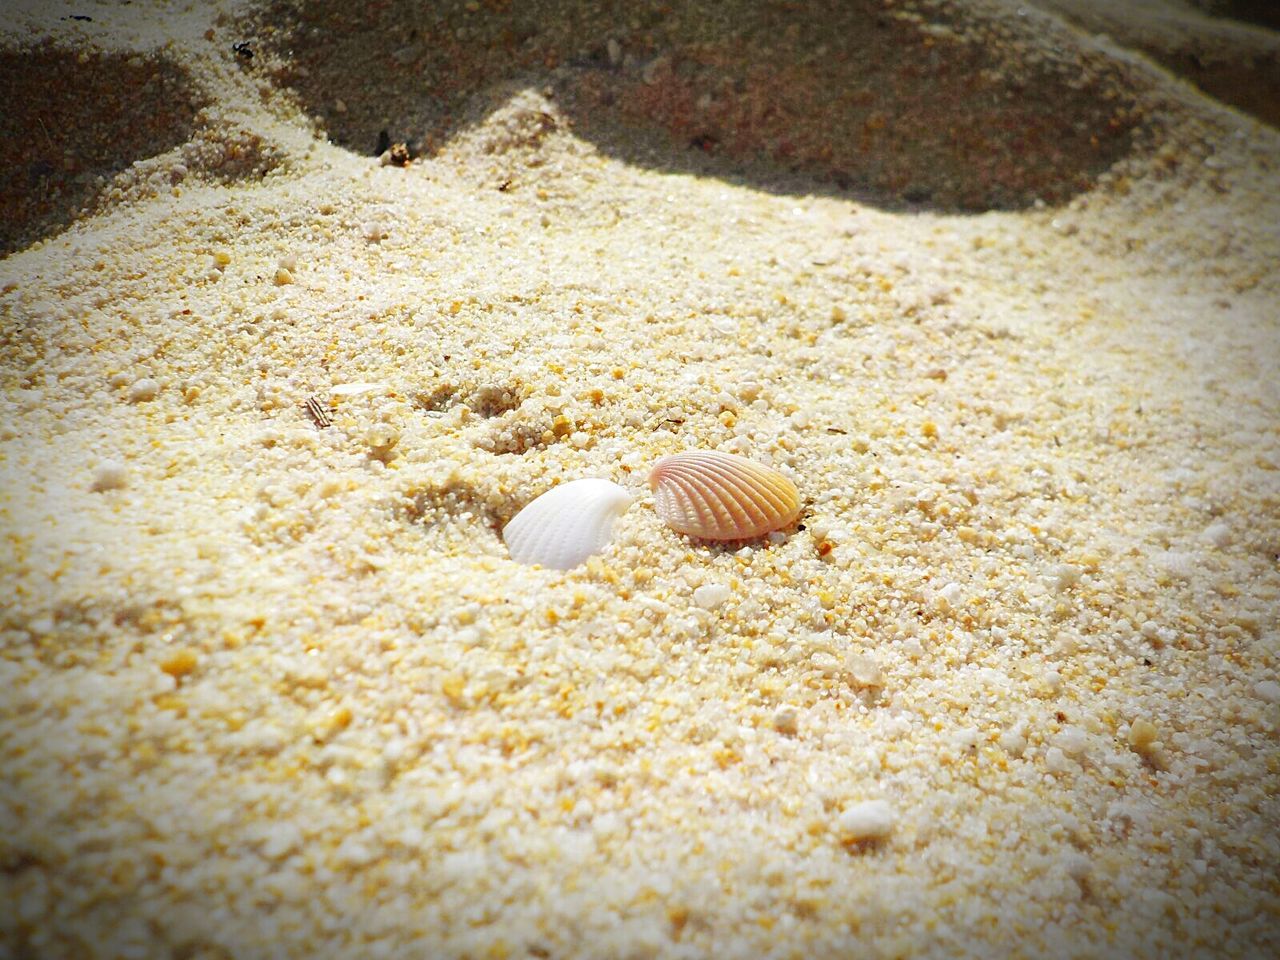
xmin=1 ymin=1 xmax=1278 ymax=958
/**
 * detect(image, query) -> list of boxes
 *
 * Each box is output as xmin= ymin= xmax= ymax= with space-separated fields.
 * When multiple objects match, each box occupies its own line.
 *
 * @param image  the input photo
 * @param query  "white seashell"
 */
xmin=503 ymin=478 xmax=633 ymax=570
xmin=649 ymin=450 xmax=800 ymax=540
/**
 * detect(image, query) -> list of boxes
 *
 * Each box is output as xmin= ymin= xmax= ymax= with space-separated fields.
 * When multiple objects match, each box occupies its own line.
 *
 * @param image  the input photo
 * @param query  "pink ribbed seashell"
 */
xmin=648 ymin=450 xmax=800 ymax=540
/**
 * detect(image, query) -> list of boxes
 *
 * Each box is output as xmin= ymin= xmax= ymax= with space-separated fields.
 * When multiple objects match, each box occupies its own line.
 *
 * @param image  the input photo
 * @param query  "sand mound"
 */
xmin=246 ymin=0 xmax=1145 ymax=211
xmin=0 ymin=45 xmax=206 ymax=255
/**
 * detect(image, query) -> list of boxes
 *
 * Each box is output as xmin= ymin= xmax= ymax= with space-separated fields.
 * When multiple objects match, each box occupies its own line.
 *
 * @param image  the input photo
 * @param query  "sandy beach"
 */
xmin=2 ymin=1 xmax=1278 ymax=957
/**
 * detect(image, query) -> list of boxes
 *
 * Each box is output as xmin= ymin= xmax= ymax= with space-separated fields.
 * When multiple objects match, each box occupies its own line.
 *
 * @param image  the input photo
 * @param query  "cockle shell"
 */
xmin=649 ymin=450 xmax=800 ymax=540
xmin=502 ymin=478 xmax=633 ymax=570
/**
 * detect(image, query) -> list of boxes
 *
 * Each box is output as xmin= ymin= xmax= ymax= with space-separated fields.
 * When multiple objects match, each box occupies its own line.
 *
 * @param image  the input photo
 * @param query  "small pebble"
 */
xmin=935 ymin=582 xmax=963 ymax=610
xmin=90 ymin=461 xmax=128 ymax=492
xmin=1128 ymin=719 xmax=1159 ymax=751
xmin=807 ymin=518 xmax=831 ymax=541
xmin=159 ymin=649 xmax=199 ymax=679
xmin=1054 ymin=726 xmax=1088 ymax=756
xmin=772 ymin=708 xmax=799 ymax=736
xmin=693 ymin=583 xmax=731 ymax=610
xmin=365 ymin=424 xmax=400 ymax=452
xmin=998 ymin=727 xmax=1027 ymax=757
xmin=1253 ymin=680 xmax=1280 ymax=704
xmin=848 ymin=654 xmax=884 ymax=688
xmin=129 ymin=377 xmax=159 ymax=402
xmin=1202 ymin=522 xmax=1231 ymax=548
xmin=837 ymin=800 xmax=895 ymax=842
xmin=1047 ymin=563 xmax=1082 ymax=592
xmin=1043 ymin=746 xmax=1069 ymax=773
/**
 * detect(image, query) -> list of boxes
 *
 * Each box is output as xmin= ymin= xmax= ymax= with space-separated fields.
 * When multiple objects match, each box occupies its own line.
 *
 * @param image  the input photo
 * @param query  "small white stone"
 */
xmin=1202 ymin=522 xmax=1231 ymax=548
xmin=1044 ymin=746 xmax=1069 ymax=773
xmin=90 ymin=461 xmax=128 ymax=492
xmin=935 ymin=582 xmax=963 ymax=610
xmin=1053 ymin=632 xmax=1080 ymax=655
xmin=807 ymin=517 xmax=831 ymax=540
xmin=999 ymin=727 xmax=1027 ymax=757
xmin=848 ymin=654 xmax=884 ymax=688
xmin=1046 ymin=563 xmax=1081 ymax=592
xmin=693 ymin=583 xmax=732 ymax=610
xmin=1254 ymin=680 xmax=1280 ymax=704
xmin=129 ymin=377 xmax=159 ymax=402
xmin=1054 ymin=726 xmax=1088 ymax=756
xmin=810 ymin=651 xmax=840 ymax=673
xmin=837 ymin=800 xmax=895 ymax=841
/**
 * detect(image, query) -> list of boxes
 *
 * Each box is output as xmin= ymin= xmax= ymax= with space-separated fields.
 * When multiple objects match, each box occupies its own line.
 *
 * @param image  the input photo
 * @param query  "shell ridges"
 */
xmin=648 ymin=450 xmax=800 ymax=541
xmin=502 ymin=478 xmax=633 ymax=570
